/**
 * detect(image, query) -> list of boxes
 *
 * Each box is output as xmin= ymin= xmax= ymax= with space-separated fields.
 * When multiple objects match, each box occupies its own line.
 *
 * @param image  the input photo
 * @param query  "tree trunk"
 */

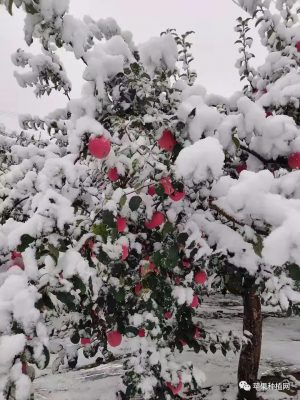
xmin=238 ymin=291 xmax=262 ymax=400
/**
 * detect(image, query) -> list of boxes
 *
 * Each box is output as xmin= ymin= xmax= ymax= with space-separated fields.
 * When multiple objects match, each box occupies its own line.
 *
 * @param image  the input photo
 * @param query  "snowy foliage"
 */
xmin=0 ymin=0 xmax=300 ymax=399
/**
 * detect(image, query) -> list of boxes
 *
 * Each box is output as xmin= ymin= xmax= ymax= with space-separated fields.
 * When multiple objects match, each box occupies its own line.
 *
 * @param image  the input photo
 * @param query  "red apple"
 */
xmin=21 ymin=362 xmax=27 ymax=375
xmin=138 ymin=328 xmax=146 ymax=338
xmin=134 ymin=283 xmax=143 ymax=296
xmin=179 ymin=339 xmax=187 ymax=346
xmin=160 ymin=177 xmax=174 ymax=195
xmin=107 ymin=330 xmax=122 ymax=347
xmin=11 ymin=251 xmax=22 ymax=260
xmin=80 ymin=338 xmax=91 ymax=345
xmin=145 ymin=212 xmax=165 ymax=229
xmin=117 ymin=217 xmax=127 ymax=233
xmin=10 ymin=263 xmax=24 ymax=271
xmin=190 ymin=295 xmax=199 ymax=308
xmin=288 ymin=152 xmax=300 ymax=169
xmin=295 ymin=41 xmax=300 ymax=52
xmin=157 ymin=130 xmax=177 ymax=152
xmin=148 ymin=185 xmax=156 ymax=196
xmin=87 ymin=240 xmax=94 ymax=249
xmin=170 ymin=192 xmax=185 ymax=201
xmin=193 ymin=327 xmax=201 ymax=339
xmin=235 ymin=163 xmax=247 ymax=174
xmin=140 ymin=261 xmax=158 ymax=277
xmin=88 ymin=136 xmax=111 ymax=159
xmin=10 ymin=251 xmax=24 ymax=270
xmin=164 ymin=311 xmax=173 ymax=320
xmin=194 ymin=271 xmax=207 ymax=285
xmin=175 ymin=276 xmax=181 ymax=285
xmin=166 ymin=377 xmax=183 ymax=395
xmin=108 ymin=167 xmax=119 ymax=182
xmin=121 ymin=245 xmax=129 ymax=260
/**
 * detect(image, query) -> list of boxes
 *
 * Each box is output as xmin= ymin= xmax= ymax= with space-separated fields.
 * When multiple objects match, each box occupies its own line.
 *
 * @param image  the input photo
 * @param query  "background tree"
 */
xmin=0 ymin=2 xmax=230 ymax=399
xmin=172 ymin=1 xmax=300 ymax=398
xmin=1 ymin=1 xmax=300 ymax=400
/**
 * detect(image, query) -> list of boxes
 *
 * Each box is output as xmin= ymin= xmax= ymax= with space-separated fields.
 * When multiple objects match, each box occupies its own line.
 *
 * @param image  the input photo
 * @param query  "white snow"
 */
xmin=139 ymin=34 xmax=178 ymax=75
xmin=175 ymin=137 xmax=225 ymax=183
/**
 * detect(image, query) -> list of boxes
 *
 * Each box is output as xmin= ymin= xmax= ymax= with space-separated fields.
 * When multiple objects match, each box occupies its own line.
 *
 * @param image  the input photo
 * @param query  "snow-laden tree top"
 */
xmin=0 ymin=1 xmax=300 ymax=399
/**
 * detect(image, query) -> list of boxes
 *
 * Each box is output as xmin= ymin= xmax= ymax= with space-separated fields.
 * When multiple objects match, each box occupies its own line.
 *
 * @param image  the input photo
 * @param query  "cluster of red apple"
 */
xmin=88 ymin=129 xmax=177 ymax=177
xmin=80 ymin=330 xmax=122 ymax=347
xmin=9 ymin=251 xmax=24 ymax=270
xmin=87 ymin=128 xmax=209 ymax=395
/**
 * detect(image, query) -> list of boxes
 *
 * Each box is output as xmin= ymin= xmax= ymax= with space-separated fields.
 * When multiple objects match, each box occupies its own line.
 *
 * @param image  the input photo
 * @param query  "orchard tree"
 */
xmin=0 ymin=1 xmax=232 ymax=400
xmin=233 ymin=0 xmax=300 ymax=397
xmin=171 ymin=0 xmax=300 ymax=398
xmin=1 ymin=1 xmax=300 ymax=400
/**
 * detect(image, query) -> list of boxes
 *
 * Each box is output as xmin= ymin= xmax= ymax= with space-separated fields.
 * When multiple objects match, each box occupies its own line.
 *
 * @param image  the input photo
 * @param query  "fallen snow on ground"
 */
xmin=34 ymin=295 xmax=300 ymax=399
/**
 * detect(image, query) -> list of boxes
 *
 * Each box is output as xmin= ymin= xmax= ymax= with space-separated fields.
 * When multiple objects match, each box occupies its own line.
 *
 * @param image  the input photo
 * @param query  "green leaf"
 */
xmin=253 ymin=235 xmax=263 ymax=257
xmin=141 ymin=72 xmax=151 ymax=80
xmin=288 ymin=264 xmax=300 ymax=282
xmin=36 ymin=292 xmax=55 ymax=310
xmin=232 ymin=134 xmax=240 ymax=149
xmin=132 ymin=159 xmax=139 ymax=171
xmin=7 ymin=0 xmax=13 ymax=15
xmin=17 ymin=234 xmax=35 ymax=252
xmin=164 ymin=245 xmax=179 ymax=269
xmin=71 ymin=276 xmax=86 ymax=294
xmin=155 ymin=184 xmax=166 ymax=198
xmin=102 ymin=210 xmax=116 ymax=228
xmin=129 ymin=196 xmax=142 ymax=211
xmin=143 ymin=272 xmax=160 ymax=291
xmin=267 ymin=29 xmax=273 ymax=39
xmin=97 ymin=248 xmax=110 ymax=265
xmin=124 ymin=326 xmax=139 ymax=336
xmin=70 ymin=330 xmax=80 ymax=344
xmin=151 ymin=252 xmax=163 ymax=268
xmin=255 ymin=17 xmax=264 ymax=27
xmin=210 ymin=343 xmax=217 ymax=354
xmin=130 ymin=62 xmax=140 ymax=75
xmin=177 ymin=232 xmax=189 ymax=246
xmin=114 ymin=288 xmax=126 ymax=303
xmin=92 ymin=223 xmax=108 ymax=242
xmin=161 ymin=221 xmax=175 ymax=239
xmin=24 ymin=3 xmax=38 ymax=14
xmin=119 ymin=195 xmax=127 ymax=209
xmin=48 ymin=244 xmax=59 ymax=264
xmin=54 ymin=292 xmax=77 ymax=311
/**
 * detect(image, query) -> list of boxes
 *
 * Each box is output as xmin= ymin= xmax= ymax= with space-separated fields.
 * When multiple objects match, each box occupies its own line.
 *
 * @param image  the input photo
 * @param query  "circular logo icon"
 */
xmin=239 ymin=381 xmax=251 ymax=391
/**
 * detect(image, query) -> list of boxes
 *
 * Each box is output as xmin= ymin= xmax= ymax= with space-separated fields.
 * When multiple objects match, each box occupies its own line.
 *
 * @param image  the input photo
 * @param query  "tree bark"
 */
xmin=238 ymin=291 xmax=262 ymax=400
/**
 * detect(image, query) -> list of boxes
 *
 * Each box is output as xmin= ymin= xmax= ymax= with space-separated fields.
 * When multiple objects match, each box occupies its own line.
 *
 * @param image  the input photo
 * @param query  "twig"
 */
xmin=239 ymin=144 xmax=268 ymax=165
xmin=208 ymin=199 xmax=269 ymax=236
xmin=209 ymin=200 xmax=245 ymax=227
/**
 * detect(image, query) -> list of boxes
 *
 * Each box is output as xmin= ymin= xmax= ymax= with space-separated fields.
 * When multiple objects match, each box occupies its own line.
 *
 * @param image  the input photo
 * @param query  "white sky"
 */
xmin=0 ymin=0 xmax=266 ymax=129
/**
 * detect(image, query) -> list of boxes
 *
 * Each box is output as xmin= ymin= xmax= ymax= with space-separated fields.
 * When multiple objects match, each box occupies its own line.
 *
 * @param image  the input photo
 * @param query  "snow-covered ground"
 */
xmin=34 ymin=295 xmax=300 ymax=400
